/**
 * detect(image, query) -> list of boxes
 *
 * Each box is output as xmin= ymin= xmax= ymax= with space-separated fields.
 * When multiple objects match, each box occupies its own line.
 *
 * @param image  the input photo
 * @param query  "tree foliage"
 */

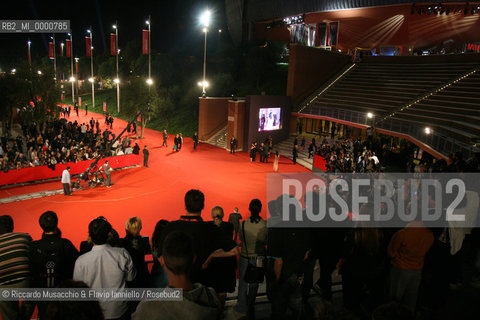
xmin=0 ymin=63 xmax=60 ymax=134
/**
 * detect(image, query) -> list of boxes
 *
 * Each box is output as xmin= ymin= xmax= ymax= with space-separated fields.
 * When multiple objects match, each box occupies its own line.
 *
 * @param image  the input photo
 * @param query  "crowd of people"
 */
xmin=0 ymin=116 xmax=142 ymax=173
xmin=1 ymin=185 xmax=478 ymax=320
xmin=249 ymin=136 xmax=273 ymax=163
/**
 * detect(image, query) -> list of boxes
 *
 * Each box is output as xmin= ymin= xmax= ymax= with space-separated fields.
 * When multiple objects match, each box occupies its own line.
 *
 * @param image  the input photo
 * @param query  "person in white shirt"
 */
xmin=124 ymin=146 xmax=133 ymax=155
xmin=61 ymin=166 xmax=72 ymax=195
xmin=101 ymin=160 xmax=113 ymax=187
xmin=74 ymin=218 xmax=135 ymax=320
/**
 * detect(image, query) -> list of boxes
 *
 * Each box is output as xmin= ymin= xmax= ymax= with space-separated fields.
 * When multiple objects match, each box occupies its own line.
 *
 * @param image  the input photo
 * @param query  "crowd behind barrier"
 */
xmin=0 ymin=112 xmax=143 ymax=186
xmin=0 ymin=154 xmax=139 ymax=186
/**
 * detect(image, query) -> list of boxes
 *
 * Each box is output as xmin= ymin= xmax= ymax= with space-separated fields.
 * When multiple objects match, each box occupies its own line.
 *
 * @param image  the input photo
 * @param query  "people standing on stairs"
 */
xmin=292 ymin=145 xmax=298 ymax=165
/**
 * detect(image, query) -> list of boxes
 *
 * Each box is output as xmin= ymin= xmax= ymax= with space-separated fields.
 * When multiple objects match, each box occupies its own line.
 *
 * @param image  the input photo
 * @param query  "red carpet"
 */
xmin=0 ymin=110 xmax=310 ymax=248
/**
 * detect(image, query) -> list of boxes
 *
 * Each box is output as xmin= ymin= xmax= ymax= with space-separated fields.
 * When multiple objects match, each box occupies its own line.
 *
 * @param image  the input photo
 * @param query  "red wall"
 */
xmin=257 ymin=4 xmax=480 ymax=52
xmin=198 ymin=98 xmax=230 ymax=141
xmin=0 ymin=154 xmax=140 ymax=186
xmin=287 ymin=44 xmax=351 ymax=106
xmin=227 ymin=100 xmax=246 ymax=151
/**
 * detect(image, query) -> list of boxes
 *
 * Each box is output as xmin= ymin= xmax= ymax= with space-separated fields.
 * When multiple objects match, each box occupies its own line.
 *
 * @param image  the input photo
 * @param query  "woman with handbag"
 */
xmin=235 ymin=199 xmax=267 ymax=319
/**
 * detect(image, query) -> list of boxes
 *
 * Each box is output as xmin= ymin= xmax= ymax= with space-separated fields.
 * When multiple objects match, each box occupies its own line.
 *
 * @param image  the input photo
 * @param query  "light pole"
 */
xmin=27 ymin=40 xmax=31 ymax=67
xmin=146 ymin=17 xmax=152 ymax=89
xmin=51 ymin=35 xmax=57 ymax=81
xmin=199 ymin=10 xmax=211 ymax=97
xmin=74 ymin=57 xmax=79 ymax=101
xmin=87 ymin=27 xmax=95 ymax=109
xmin=113 ymin=23 xmax=120 ymax=113
xmin=68 ymin=32 xmax=75 ymax=103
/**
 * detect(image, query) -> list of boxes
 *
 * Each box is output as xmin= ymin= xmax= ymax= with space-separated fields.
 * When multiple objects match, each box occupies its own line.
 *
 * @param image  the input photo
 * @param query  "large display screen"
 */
xmin=258 ymin=108 xmax=282 ymax=132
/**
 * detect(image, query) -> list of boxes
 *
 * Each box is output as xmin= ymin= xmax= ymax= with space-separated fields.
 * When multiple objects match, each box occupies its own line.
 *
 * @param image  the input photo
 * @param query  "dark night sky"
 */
xmin=0 ymin=0 xmax=226 ymax=67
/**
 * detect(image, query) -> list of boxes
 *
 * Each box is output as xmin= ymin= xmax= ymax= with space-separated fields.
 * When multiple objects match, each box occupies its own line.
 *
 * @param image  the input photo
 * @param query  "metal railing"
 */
xmin=300 ymin=105 xmax=477 ymax=158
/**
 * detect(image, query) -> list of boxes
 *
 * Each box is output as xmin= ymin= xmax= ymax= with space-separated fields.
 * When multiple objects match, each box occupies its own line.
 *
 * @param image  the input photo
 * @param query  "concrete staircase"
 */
xmin=274 ymin=135 xmax=313 ymax=170
xmin=205 ymin=125 xmax=228 ymax=149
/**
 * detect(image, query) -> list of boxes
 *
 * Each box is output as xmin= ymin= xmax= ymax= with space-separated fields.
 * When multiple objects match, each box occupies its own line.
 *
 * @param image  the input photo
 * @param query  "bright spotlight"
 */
xmin=197 ymin=80 xmax=209 ymax=88
xmin=37 ymin=70 xmax=42 ymax=75
xmin=145 ymin=20 xmax=150 ymax=25
xmin=114 ymin=78 xmax=120 ymax=84
xmin=11 ymin=68 xmax=16 ymax=74
xmin=88 ymin=77 xmax=94 ymax=83
xmin=424 ymin=127 xmax=432 ymax=134
xmin=146 ymin=78 xmax=153 ymax=85
xmin=113 ymin=25 xmax=117 ymax=29
xmin=200 ymin=10 xmax=211 ymax=27
xmin=367 ymin=112 xmax=373 ymax=118
xmin=69 ymin=76 xmax=75 ymax=82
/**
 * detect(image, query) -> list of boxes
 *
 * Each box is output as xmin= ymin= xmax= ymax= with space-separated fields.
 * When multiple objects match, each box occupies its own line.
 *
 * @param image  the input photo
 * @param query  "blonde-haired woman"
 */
xmin=121 ymin=217 xmax=151 ymax=288
xmin=208 ymin=206 xmax=237 ymax=308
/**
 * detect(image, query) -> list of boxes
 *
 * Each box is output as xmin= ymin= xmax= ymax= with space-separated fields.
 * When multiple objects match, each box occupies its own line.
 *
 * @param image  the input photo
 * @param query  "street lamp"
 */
xmin=146 ymin=17 xmax=151 ymax=90
xmin=113 ymin=22 xmax=120 ymax=113
xmin=27 ymin=40 xmax=31 ymax=66
xmin=197 ymin=80 xmax=209 ymax=88
xmin=37 ymin=70 xmax=42 ymax=75
xmin=74 ymin=57 xmax=79 ymax=101
xmin=67 ymin=32 xmax=75 ymax=103
xmin=87 ymin=28 xmax=95 ymax=109
xmin=199 ymin=9 xmax=211 ymax=97
xmin=51 ymin=35 xmax=57 ymax=80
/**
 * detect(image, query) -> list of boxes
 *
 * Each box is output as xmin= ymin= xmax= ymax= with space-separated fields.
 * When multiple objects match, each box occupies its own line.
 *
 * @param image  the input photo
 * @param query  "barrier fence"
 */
xmin=0 ymin=154 xmax=140 ymax=186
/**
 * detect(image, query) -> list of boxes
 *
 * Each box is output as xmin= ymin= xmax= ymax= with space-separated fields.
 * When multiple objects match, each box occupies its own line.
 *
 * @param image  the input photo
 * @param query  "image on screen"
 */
xmin=258 ymin=107 xmax=282 ymax=132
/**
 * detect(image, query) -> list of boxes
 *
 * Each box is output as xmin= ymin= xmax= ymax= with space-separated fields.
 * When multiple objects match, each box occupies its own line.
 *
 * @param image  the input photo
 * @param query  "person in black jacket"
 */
xmin=29 ymin=211 xmax=79 ymax=319
xmin=193 ymin=132 xmax=199 ymax=150
xmin=121 ymin=217 xmax=151 ymax=289
xmin=293 ymin=145 xmax=299 ymax=164
xmin=143 ymin=145 xmax=149 ymax=167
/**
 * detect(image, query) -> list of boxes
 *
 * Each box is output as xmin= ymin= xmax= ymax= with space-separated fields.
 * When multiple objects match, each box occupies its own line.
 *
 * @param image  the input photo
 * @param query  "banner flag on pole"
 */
xmin=76 ymin=60 xmax=79 ymax=73
xmin=78 ymin=97 xmax=82 ymax=106
xmin=85 ymin=36 xmax=92 ymax=57
xmin=103 ymin=102 xmax=107 ymax=112
xmin=110 ymin=33 xmax=117 ymax=56
xmin=142 ymin=30 xmax=149 ymax=55
xmin=66 ymin=39 xmax=72 ymax=58
xmin=49 ymin=42 xmax=54 ymax=59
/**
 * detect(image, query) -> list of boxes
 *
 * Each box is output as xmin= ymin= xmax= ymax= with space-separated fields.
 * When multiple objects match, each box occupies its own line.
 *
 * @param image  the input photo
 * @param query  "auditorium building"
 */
xmin=196 ymin=0 xmax=480 ymax=162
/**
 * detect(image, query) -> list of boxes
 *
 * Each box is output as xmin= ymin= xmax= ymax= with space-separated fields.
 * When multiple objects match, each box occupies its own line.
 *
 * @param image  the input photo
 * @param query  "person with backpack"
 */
xmin=29 ymin=211 xmax=79 ymax=319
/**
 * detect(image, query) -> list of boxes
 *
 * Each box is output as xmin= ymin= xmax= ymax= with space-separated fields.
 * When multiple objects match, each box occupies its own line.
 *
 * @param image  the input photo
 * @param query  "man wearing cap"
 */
xmin=61 ymin=167 xmax=72 ymax=195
